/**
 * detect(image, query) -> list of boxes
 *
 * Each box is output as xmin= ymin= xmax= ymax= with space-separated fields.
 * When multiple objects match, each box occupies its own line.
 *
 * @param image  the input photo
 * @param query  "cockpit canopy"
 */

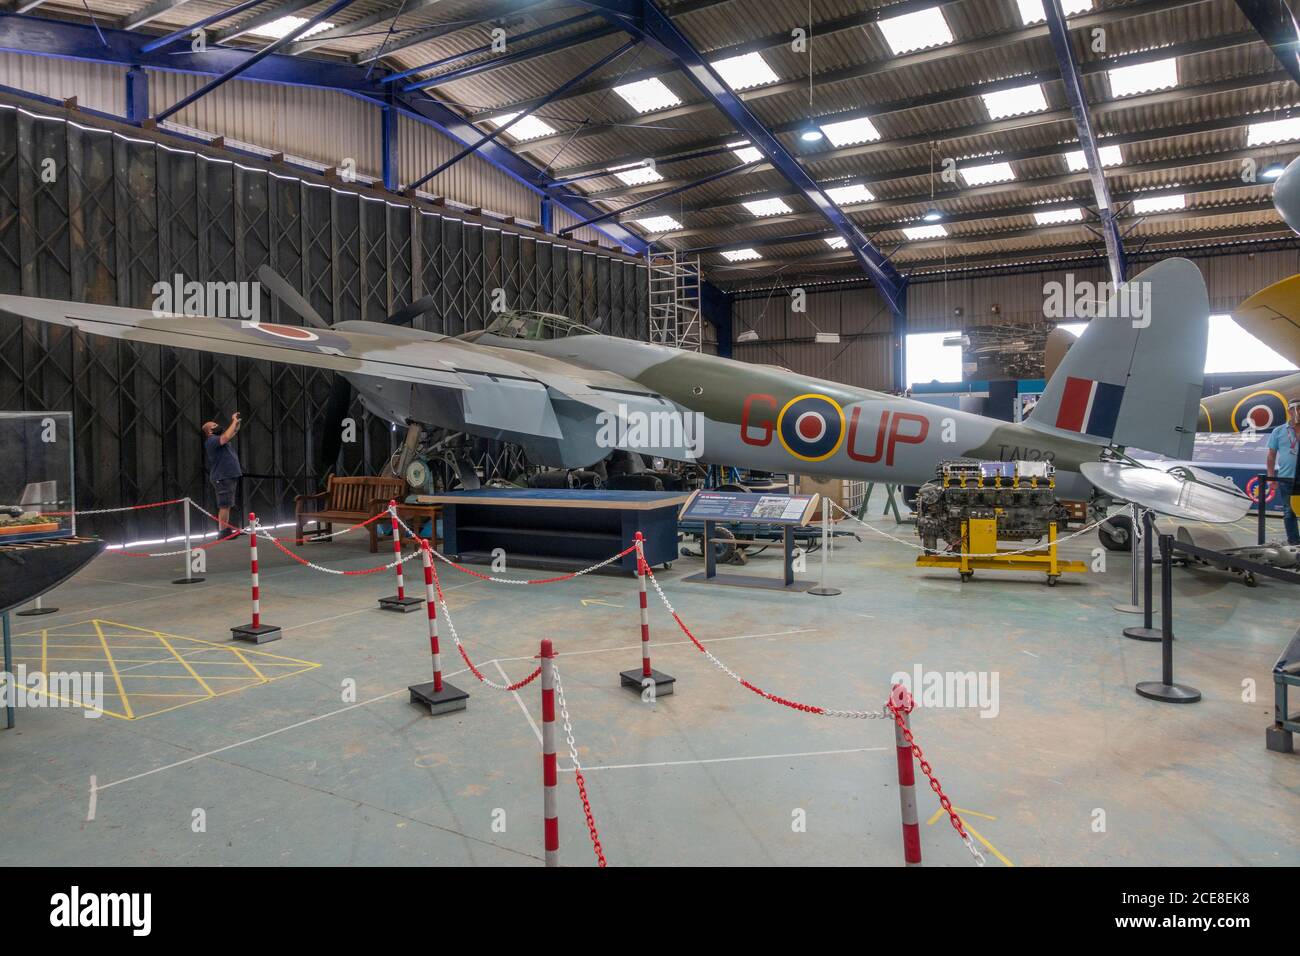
xmin=480 ymin=310 xmax=598 ymax=340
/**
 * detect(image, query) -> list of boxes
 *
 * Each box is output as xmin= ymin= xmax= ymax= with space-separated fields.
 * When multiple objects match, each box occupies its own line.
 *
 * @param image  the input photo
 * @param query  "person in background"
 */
xmin=202 ymin=412 xmax=242 ymax=534
xmin=1265 ymin=399 xmax=1300 ymax=546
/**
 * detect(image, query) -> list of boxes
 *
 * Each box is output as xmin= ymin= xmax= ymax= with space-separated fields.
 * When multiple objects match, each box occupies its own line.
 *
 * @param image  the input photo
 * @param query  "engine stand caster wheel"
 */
xmin=662 ymin=561 xmax=672 ymax=570
xmin=959 ymin=571 xmax=973 ymax=582
xmin=1047 ymin=575 xmax=1059 ymax=587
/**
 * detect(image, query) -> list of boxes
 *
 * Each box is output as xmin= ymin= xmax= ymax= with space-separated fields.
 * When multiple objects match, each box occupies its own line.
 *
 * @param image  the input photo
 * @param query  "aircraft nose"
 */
xmin=1273 ymin=155 xmax=1300 ymax=236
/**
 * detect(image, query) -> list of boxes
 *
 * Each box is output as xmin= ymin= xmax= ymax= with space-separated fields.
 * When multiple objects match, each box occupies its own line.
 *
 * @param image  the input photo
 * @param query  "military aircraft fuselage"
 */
xmin=474 ymin=333 xmax=1104 ymax=498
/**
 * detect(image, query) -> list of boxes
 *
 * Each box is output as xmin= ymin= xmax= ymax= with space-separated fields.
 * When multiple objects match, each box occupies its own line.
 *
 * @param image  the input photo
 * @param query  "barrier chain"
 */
xmin=643 ymin=565 xmax=886 ymax=719
xmin=427 ymin=556 xmax=542 ymax=692
xmin=886 ymin=687 xmax=985 ymax=867
xmin=553 ymin=662 xmax=607 ymax=867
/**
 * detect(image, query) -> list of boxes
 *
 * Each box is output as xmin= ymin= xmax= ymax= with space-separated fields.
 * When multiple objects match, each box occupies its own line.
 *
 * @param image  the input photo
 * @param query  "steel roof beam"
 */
xmin=406 ymin=38 xmax=637 ymax=190
xmin=403 ymin=23 xmax=619 ymax=91
xmin=1234 ymin=0 xmax=1300 ymax=88
xmin=140 ymin=0 xmax=271 ymax=52
xmin=121 ymin=0 xmax=198 ymax=31
xmin=1043 ymin=0 xmax=1125 ymax=283
xmin=471 ymin=0 xmax=1211 ymax=122
xmin=213 ymin=0 xmax=318 ymax=43
xmin=570 ymin=0 xmax=906 ymax=311
xmin=630 ymin=77 xmax=1299 ymax=220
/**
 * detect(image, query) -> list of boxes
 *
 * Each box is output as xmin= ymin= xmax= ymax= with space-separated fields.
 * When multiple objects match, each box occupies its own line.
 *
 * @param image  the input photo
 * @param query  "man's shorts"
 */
xmin=211 ymin=477 xmax=238 ymax=509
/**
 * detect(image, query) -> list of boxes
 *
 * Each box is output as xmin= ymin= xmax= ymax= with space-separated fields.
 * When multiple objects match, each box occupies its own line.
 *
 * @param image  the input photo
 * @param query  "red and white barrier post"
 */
xmin=379 ymin=499 xmax=424 ymax=612
xmin=232 ymin=512 xmax=282 ymax=644
xmin=619 ymin=531 xmax=674 ymax=697
xmin=408 ymin=539 xmax=468 ymax=715
xmin=892 ymin=685 xmax=922 ymax=867
xmin=540 ymin=638 xmax=559 ymax=867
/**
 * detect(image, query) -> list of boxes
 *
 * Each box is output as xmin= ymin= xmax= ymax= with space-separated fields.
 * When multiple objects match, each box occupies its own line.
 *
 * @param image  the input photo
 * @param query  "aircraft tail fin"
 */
xmin=1025 ymin=257 xmax=1207 ymax=459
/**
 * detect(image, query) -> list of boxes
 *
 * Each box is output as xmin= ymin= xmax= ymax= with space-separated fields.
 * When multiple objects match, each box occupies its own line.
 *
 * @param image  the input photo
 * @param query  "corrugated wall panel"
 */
xmin=551 ymin=205 xmax=614 ymax=246
xmin=147 ymin=72 xmax=382 ymax=177
xmin=0 ymin=52 xmax=125 ymax=115
xmin=398 ymin=114 xmax=538 ymax=220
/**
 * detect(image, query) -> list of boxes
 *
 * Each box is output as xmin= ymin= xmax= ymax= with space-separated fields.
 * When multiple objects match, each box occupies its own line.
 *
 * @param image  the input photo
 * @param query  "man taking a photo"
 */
xmin=202 ymin=412 xmax=242 ymax=534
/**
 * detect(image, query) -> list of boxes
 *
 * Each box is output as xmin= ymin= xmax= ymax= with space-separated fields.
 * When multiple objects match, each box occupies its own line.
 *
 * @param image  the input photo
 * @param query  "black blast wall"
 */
xmin=0 ymin=97 xmax=649 ymax=542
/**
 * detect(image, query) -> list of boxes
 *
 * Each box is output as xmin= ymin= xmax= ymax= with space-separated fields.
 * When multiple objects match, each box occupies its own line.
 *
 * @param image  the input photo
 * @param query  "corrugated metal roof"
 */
xmin=16 ymin=0 xmax=1300 ymax=285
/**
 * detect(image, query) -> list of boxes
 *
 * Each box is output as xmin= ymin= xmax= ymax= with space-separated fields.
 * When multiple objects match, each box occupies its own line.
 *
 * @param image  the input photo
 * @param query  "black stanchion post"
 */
xmin=1123 ymin=509 xmax=1161 ymax=642
xmin=1136 ymin=535 xmax=1200 ymax=703
xmin=1257 ymin=473 xmax=1268 ymax=546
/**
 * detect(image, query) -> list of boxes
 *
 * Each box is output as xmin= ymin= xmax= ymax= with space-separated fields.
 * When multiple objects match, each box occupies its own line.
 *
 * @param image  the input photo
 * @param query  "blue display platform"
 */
xmin=413 ymin=489 xmax=688 ymax=574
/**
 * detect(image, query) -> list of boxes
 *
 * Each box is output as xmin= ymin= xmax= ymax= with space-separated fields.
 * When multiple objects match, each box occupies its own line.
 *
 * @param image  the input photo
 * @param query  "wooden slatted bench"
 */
xmin=295 ymin=476 xmax=408 ymax=553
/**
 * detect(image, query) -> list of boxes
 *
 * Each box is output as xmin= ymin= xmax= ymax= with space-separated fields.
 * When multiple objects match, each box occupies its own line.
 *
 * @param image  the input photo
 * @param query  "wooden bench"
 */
xmin=295 ymin=476 xmax=408 ymax=553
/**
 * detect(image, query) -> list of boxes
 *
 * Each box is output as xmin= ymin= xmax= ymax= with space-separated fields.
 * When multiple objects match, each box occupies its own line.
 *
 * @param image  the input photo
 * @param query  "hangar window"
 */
xmin=1064 ymin=145 xmax=1123 ymax=171
xmin=906 ymin=331 xmax=963 ymax=387
xmin=1057 ymin=318 xmax=1296 ymax=374
xmin=877 ymin=7 xmax=954 ymax=55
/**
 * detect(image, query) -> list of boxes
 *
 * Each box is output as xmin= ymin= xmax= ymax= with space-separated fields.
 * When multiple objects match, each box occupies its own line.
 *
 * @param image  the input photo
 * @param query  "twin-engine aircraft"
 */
xmin=1 ymin=255 xmax=1235 ymax=526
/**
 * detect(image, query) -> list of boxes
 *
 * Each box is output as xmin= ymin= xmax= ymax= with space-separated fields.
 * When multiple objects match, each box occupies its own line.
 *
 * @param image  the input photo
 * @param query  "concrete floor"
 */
xmin=1 ymin=510 xmax=1297 ymax=867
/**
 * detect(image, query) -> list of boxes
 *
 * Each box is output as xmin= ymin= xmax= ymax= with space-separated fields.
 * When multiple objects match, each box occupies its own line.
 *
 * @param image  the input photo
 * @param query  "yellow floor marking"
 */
xmin=926 ymin=806 xmax=1015 ymax=867
xmin=9 ymin=618 xmax=319 ymax=721
xmin=151 ymin=630 xmax=216 ymax=698
xmin=93 ymin=620 xmax=134 ymax=720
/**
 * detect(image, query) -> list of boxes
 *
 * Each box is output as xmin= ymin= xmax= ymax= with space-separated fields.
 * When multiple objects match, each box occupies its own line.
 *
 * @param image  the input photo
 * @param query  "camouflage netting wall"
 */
xmin=0 ymin=97 xmax=649 ymax=542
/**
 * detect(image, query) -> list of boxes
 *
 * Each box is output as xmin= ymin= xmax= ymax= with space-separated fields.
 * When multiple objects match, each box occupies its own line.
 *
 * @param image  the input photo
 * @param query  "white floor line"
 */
xmin=85 ymin=775 xmax=97 ymax=821
xmin=95 ymin=666 xmax=473 ymax=794
xmin=560 ymin=746 xmax=889 ymax=773
xmin=493 ymin=660 xmax=543 ymax=746
xmin=489 ymin=626 xmax=817 ymax=665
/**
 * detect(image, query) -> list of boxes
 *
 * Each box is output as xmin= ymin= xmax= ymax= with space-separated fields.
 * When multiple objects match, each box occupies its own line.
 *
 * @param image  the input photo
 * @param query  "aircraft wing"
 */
xmin=1232 ymin=273 xmax=1300 ymax=366
xmin=0 ymin=295 xmax=686 ymax=457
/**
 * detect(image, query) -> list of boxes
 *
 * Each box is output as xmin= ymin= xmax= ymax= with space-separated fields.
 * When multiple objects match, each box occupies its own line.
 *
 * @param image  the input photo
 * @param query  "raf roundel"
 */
xmin=253 ymin=323 xmax=320 ymax=343
xmin=777 ymin=393 xmax=846 ymax=462
xmin=1230 ymin=389 xmax=1287 ymax=432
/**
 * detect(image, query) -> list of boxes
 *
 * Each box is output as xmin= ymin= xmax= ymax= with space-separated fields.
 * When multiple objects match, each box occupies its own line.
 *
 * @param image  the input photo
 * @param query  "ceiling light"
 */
xmin=825 ymin=183 xmax=875 ymax=205
xmin=742 ymin=197 xmax=793 ymax=217
xmin=959 ymin=160 xmax=1016 ymax=186
xmin=613 ymin=77 xmax=681 ymax=113
xmin=799 ymin=124 xmax=825 ymax=142
xmin=981 ymin=83 xmax=1048 ymax=120
xmin=1107 ymin=57 xmax=1178 ymax=97
xmin=728 ymin=140 xmax=764 ymax=163
xmin=1132 ymin=193 xmax=1185 ymax=214
xmin=1263 ymin=163 xmax=1287 ymax=179
xmin=923 ymin=208 xmax=943 ymax=222
xmin=710 ymin=51 xmax=780 ymax=90
xmin=824 ymin=236 xmax=849 ymax=249
xmin=1064 ymin=145 xmax=1123 ymax=171
xmin=1015 ymin=0 xmax=1092 ymax=25
xmin=1033 ymin=207 xmax=1085 ymax=225
xmin=903 ymin=224 xmax=948 ymax=240
xmin=721 ymin=248 xmax=762 ymax=262
xmin=250 ymin=15 xmax=334 ymax=39
xmin=818 ymin=115 xmax=882 ymax=148
xmin=877 ymin=6 xmax=954 ymax=55
xmin=611 ymin=164 xmax=663 ymax=186
xmin=487 ymin=112 xmax=556 ymax=141
xmin=1247 ymin=117 xmax=1300 ymax=146
xmin=815 ymin=332 xmax=841 ymax=344
xmin=634 ymin=215 xmax=682 ymax=232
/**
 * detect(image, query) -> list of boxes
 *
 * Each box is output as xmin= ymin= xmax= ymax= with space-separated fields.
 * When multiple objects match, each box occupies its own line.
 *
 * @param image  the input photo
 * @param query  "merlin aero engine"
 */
xmin=915 ymin=460 xmax=1074 ymax=553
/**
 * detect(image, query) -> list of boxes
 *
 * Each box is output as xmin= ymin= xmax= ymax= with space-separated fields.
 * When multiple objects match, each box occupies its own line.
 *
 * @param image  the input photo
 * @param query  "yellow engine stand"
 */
xmin=915 ymin=519 xmax=1087 ymax=586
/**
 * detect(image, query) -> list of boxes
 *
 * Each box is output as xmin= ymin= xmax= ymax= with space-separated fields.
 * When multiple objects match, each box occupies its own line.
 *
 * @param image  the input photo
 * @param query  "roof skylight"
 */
xmin=250 ymin=16 xmax=334 ymax=39
xmin=1107 ymin=57 xmax=1178 ymax=98
xmin=1063 ymin=144 xmax=1123 ymax=171
xmin=634 ymin=215 xmax=683 ymax=232
xmin=1131 ymin=193 xmax=1186 ymax=214
xmin=1015 ymin=0 xmax=1092 ymax=25
xmin=877 ymin=7 xmax=954 ymax=55
xmin=903 ymin=224 xmax=949 ymax=240
xmin=818 ymin=115 xmax=882 ymax=148
xmin=1246 ymin=117 xmax=1300 ymax=146
xmin=1033 ymin=207 xmax=1085 ymax=225
xmin=613 ymin=77 xmax=682 ymax=113
xmin=710 ymin=51 xmax=780 ymax=90
xmin=981 ymin=83 xmax=1049 ymax=119
xmin=610 ymin=164 xmax=663 ymax=186
xmin=721 ymin=248 xmax=762 ymax=262
xmin=487 ymin=112 xmax=557 ymax=141
xmin=959 ymin=160 xmax=1016 ymax=186
xmin=743 ymin=197 xmax=793 ymax=217
xmin=825 ymin=183 xmax=876 ymax=205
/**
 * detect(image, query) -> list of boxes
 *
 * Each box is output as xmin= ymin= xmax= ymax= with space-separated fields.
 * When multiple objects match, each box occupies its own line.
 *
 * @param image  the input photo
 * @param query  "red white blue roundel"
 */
xmin=777 ymin=393 xmax=845 ymax=462
xmin=254 ymin=323 xmax=319 ymax=342
xmin=1231 ymin=389 xmax=1287 ymax=432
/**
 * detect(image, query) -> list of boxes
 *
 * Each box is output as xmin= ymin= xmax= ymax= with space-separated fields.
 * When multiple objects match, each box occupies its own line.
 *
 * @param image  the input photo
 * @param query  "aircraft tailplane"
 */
xmin=1025 ymin=257 xmax=1207 ymax=459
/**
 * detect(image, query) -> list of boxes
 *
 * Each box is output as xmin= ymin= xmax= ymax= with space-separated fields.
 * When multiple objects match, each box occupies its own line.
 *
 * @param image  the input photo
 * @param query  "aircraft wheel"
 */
xmin=1098 ymin=514 xmax=1133 ymax=552
xmin=1244 ymin=572 xmax=1258 ymax=588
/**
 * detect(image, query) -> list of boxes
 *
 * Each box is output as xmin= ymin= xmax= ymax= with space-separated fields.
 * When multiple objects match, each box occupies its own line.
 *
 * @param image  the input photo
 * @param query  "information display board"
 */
xmin=680 ymin=490 xmax=818 ymax=526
